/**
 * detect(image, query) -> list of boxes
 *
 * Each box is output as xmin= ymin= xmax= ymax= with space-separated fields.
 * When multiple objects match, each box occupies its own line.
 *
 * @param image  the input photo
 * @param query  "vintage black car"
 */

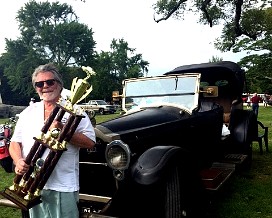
xmin=78 ymin=61 xmax=257 ymax=218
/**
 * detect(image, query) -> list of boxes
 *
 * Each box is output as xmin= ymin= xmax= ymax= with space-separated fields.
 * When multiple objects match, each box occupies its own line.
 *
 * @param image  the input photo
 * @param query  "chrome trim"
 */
xmin=113 ymin=170 xmax=125 ymax=180
xmin=79 ymin=193 xmax=111 ymax=204
xmin=95 ymin=127 xmax=121 ymax=143
xmin=105 ymin=140 xmax=131 ymax=170
xmin=79 ymin=162 xmax=108 ymax=166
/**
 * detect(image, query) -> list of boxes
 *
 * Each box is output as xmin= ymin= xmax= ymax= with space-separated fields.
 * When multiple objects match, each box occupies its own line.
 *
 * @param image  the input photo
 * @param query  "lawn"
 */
xmin=0 ymin=107 xmax=271 ymax=217
xmin=206 ymin=106 xmax=272 ymax=218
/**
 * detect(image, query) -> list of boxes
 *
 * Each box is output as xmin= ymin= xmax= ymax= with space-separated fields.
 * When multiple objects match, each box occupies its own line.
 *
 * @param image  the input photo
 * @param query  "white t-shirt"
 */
xmin=11 ymin=101 xmax=96 ymax=192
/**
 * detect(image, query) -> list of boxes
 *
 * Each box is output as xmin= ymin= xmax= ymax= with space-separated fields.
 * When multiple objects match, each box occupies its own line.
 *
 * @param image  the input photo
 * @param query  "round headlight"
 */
xmin=105 ymin=140 xmax=131 ymax=170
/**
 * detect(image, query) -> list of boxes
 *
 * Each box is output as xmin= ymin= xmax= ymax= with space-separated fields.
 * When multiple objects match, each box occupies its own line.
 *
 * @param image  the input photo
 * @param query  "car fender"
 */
xmin=130 ymin=145 xmax=182 ymax=185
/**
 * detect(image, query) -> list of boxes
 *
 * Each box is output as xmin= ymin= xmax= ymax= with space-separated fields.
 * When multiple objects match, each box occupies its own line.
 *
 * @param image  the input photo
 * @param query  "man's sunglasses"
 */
xmin=35 ymin=79 xmax=57 ymax=88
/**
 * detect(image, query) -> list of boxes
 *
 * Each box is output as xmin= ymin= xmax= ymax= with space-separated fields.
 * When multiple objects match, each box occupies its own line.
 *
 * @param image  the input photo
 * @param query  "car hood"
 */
xmin=95 ymin=106 xmax=190 ymax=142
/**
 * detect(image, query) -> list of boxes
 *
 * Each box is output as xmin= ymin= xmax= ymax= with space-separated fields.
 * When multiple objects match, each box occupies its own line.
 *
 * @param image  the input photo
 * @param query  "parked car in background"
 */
xmin=78 ymin=100 xmax=116 ymax=115
xmin=78 ymin=61 xmax=257 ymax=218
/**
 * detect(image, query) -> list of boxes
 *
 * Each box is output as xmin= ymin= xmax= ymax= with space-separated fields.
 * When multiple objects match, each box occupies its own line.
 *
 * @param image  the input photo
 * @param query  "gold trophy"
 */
xmin=1 ymin=66 xmax=95 ymax=210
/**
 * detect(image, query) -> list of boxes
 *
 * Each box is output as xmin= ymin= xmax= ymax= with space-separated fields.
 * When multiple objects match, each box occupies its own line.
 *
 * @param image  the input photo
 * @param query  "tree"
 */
xmin=89 ymin=51 xmax=117 ymax=101
xmin=110 ymin=38 xmax=148 ymax=81
xmin=0 ymin=1 xmax=150 ymax=105
xmin=90 ymin=39 xmax=149 ymax=102
xmin=209 ymin=56 xmax=223 ymax=63
xmin=222 ymin=7 xmax=272 ymax=94
xmin=153 ymin=0 xmax=268 ymax=49
xmin=0 ymin=39 xmax=44 ymax=105
xmin=0 ymin=1 xmax=96 ymax=105
xmin=153 ymin=1 xmax=272 ymax=93
xmin=239 ymin=54 xmax=272 ymax=94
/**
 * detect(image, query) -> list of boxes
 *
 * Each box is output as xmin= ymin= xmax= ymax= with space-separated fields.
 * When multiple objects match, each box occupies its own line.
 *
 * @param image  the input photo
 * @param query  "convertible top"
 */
xmin=165 ymin=61 xmax=245 ymax=97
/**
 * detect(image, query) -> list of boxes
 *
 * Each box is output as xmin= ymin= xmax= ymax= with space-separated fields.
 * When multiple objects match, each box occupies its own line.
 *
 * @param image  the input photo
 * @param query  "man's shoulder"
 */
xmin=21 ymin=101 xmax=42 ymax=114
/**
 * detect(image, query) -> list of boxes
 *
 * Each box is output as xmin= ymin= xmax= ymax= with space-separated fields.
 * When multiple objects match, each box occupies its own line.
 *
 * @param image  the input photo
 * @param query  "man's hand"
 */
xmin=15 ymin=158 xmax=29 ymax=175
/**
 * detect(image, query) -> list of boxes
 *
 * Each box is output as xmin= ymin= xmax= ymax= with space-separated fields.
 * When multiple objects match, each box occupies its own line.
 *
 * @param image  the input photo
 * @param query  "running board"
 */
xmin=200 ymin=163 xmax=235 ymax=191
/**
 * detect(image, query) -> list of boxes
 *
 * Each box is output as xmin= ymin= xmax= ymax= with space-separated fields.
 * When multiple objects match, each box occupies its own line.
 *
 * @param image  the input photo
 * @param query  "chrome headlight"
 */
xmin=105 ymin=140 xmax=131 ymax=170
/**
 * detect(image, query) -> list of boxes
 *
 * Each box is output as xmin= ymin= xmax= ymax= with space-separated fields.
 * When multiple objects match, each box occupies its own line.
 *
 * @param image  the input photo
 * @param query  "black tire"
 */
xmin=99 ymin=108 xmax=104 ymax=115
xmin=103 ymin=167 xmax=185 ymax=218
xmin=129 ymin=165 xmax=206 ymax=218
xmin=165 ymin=167 xmax=183 ymax=218
xmin=87 ymin=110 xmax=96 ymax=127
xmin=104 ymin=155 xmax=206 ymax=218
xmin=87 ymin=110 xmax=96 ymax=119
xmin=162 ymin=166 xmax=206 ymax=218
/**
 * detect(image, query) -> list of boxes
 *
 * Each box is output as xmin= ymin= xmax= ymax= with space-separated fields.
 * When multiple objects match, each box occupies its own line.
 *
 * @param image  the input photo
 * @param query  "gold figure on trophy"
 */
xmin=1 ymin=65 xmax=96 ymax=211
xmin=65 ymin=66 xmax=95 ymax=111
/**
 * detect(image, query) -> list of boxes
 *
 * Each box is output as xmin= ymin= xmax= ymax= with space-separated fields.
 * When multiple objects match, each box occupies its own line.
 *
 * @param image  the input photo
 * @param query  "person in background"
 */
xmin=251 ymin=93 xmax=262 ymax=117
xmin=9 ymin=63 xmax=96 ymax=218
xmin=263 ymin=93 xmax=270 ymax=107
xmin=246 ymin=93 xmax=251 ymax=109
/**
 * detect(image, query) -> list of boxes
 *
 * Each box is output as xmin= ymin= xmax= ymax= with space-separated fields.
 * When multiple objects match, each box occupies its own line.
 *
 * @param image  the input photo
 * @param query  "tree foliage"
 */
xmin=16 ymin=1 xmax=97 ymax=67
xmin=153 ymin=1 xmax=272 ymax=94
xmin=153 ymin=0 xmax=268 ymax=50
xmin=90 ymin=39 xmax=149 ymax=102
xmin=209 ymin=55 xmax=223 ymax=63
xmin=0 ymin=1 xmax=149 ymax=105
xmin=0 ymin=1 xmax=96 ymax=104
xmin=224 ymin=7 xmax=272 ymax=94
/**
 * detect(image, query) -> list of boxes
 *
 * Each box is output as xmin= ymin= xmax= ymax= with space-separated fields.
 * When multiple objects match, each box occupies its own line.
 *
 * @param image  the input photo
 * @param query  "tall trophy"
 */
xmin=1 ymin=66 xmax=95 ymax=210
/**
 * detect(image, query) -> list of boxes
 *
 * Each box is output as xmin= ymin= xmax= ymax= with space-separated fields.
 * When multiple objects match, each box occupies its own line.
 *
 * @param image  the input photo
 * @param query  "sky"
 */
xmin=0 ymin=0 xmax=246 ymax=76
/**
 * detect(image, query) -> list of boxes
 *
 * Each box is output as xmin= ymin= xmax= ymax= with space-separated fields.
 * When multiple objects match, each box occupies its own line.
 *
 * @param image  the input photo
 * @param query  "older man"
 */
xmin=9 ymin=63 xmax=96 ymax=218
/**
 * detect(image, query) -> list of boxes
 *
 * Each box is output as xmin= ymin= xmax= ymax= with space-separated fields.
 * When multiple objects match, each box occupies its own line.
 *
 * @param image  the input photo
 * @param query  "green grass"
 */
xmin=0 ymin=108 xmax=272 ymax=217
xmin=0 ymin=172 xmax=20 ymax=217
xmin=95 ymin=113 xmax=121 ymax=124
xmin=206 ymin=106 xmax=272 ymax=218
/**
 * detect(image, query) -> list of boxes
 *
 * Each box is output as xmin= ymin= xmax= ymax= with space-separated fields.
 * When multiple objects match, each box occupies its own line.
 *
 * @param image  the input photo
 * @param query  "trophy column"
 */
xmin=0 ymin=66 xmax=96 ymax=211
xmin=1 ymin=105 xmax=83 ymax=210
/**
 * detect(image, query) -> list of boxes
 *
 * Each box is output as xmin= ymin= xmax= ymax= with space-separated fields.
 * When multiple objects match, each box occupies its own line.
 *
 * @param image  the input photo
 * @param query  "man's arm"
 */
xmin=9 ymin=141 xmax=29 ymax=175
xmin=69 ymin=132 xmax=95 ymax=149
xmin=50 ymin=119 xmax=95 ymax=149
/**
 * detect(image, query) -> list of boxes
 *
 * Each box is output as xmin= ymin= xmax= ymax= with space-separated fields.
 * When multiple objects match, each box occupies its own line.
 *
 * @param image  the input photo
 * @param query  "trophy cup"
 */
xmin=1 ymin=66 xmax=95 ymax=210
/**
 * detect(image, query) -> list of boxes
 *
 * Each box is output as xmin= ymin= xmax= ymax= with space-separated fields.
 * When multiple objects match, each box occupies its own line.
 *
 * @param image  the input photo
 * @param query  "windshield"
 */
xmin=123 ymin=74 xmax=200 ymax=113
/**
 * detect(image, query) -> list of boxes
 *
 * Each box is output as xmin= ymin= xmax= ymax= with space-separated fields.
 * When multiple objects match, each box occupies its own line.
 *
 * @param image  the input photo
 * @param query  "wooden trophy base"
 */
xmin=1 ymin=188 xmax=42 ymax=211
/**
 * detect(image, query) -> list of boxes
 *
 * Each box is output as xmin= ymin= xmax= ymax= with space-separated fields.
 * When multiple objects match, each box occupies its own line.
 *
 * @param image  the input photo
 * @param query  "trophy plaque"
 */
xmin=1 ymin=66 xmax=95 ymax=210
